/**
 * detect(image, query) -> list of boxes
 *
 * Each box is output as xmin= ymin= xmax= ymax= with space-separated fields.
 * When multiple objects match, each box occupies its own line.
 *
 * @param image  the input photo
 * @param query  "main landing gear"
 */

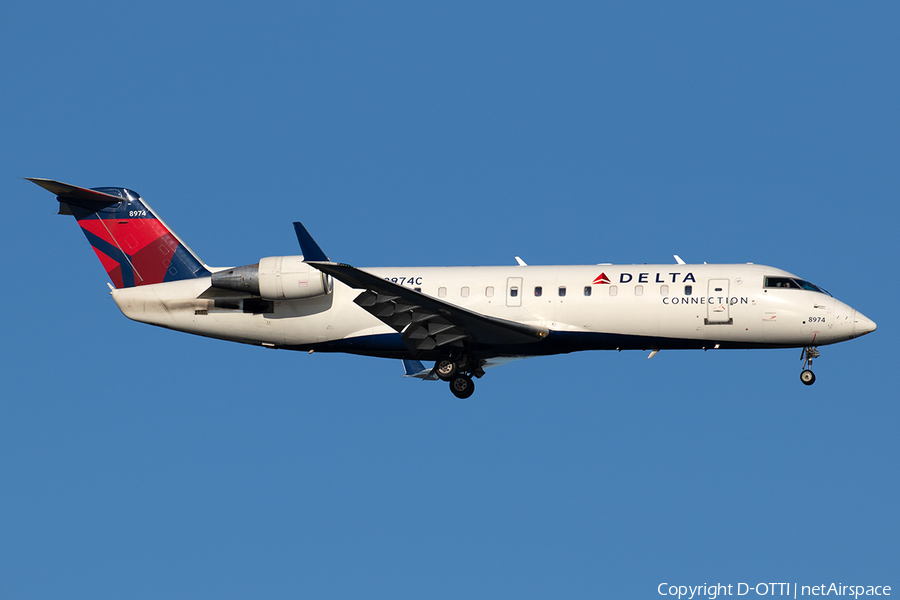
xmin=435 ymin=354 xmax=484 ymax=399
xmin=449 ymin=374 xmax=475 ymax=399
xmin=800 ymin=346 xmax=820 ymax=386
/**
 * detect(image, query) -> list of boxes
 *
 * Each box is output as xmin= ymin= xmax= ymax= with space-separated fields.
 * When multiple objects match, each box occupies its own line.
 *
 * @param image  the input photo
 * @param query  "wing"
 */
xmin=307 ymin=260 xmax=549 ymax=355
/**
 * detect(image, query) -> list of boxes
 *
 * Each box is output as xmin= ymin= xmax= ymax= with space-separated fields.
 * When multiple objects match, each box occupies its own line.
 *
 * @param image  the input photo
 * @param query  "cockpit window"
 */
xmin=764 ymin=277 xmax=831 ymax=296
xmin=795 ymin=279 xmax=830 ymax=294
xmin=765 ymin=277 xmax=793 ymax=288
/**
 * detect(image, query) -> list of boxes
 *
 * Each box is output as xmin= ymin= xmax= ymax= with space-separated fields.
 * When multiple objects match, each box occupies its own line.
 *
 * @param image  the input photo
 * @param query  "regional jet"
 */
xmin=29 ymin=178 xmax=876 ymax=398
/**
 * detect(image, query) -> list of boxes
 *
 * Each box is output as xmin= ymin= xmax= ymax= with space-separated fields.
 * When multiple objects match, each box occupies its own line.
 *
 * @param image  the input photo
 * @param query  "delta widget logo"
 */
xmin=592 ymin=272 xmax=611 ymax=285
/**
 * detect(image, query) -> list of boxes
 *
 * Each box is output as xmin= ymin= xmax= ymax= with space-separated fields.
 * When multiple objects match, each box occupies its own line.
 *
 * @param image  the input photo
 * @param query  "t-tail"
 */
xmin=28 ymin=178 xmax=210 ymax=288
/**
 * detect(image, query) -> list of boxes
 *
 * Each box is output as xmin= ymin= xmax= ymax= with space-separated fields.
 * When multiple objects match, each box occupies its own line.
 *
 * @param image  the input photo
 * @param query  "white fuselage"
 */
xmin=109 ymin=262 xmax=874 ymax=358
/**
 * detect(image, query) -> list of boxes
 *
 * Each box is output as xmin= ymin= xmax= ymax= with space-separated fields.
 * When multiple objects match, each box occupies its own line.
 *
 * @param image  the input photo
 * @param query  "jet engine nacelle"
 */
xmin=210 ymin=256 xmax=332 ymax=300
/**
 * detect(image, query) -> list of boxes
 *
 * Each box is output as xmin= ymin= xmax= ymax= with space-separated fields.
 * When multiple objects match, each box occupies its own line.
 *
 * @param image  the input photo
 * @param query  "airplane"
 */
xmin=29 ymin=177 xmax=877 ymax=398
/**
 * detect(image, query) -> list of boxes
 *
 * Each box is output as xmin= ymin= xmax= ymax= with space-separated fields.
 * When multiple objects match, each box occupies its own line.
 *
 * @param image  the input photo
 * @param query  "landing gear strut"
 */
xmin=800 ymin=346 xmax=819 ymax=386
xmin=436 ymin=353 xmax=483 ymax=398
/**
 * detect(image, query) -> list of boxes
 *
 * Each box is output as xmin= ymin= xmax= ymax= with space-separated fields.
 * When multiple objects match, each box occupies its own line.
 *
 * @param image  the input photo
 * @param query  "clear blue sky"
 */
xmin=2 ymin=2 xmax=897 ymax=598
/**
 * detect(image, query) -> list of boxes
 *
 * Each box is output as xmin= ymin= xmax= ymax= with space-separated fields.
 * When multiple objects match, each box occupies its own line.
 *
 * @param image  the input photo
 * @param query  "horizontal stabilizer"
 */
xmin=26 ymin=178 xmax=125 ymax=209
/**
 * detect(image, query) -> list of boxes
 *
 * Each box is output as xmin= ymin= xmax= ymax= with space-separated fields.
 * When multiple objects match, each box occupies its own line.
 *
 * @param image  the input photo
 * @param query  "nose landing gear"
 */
xmin=800 ymin=346 xmax=819 ymax=386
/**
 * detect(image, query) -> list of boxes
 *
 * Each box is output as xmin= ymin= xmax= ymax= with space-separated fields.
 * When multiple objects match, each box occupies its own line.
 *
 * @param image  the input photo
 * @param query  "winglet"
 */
xmin=292 ymin=222 xmax=329 ymax=262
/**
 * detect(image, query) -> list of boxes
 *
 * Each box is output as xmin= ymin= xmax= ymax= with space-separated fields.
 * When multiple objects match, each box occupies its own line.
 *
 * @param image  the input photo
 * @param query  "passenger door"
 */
xmin=706 ymin=278 xmax=732 ymax=324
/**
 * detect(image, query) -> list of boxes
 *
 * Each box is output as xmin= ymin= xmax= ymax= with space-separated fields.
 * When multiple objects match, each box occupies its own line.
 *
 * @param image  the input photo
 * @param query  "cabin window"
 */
xmin=510 ymin=287 xmax=518 ymax=297
xmin=558 ymin=286 xmax=566 ymax=297
xmin=535 ymin=286 xmax=542 ymax=297
xmin=635 ymin=285 xmax=643 ymax=296
xmin=438 ymin=287 xmax=447 ymax=298
xmin=584 ymin=286 xmax=591 ymax=296
xmin=609 ymin=286 xmax=618 ymax=297
xmin=485 ymin=286 xmax=494 ymax=297
xmin=685 ymin=285 xmax=692 ymax=296
xmin=461 ymin=286 xmax=470 ymax=298
xmin=660 ymin=285 xmax=669 ymax=296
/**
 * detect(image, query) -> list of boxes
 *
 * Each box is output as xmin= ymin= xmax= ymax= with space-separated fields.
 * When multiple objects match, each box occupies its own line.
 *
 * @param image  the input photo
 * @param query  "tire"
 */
xmin=800 ymin=370 xmax=816 ymax=386
xmin=449 ymin=374 xmax=475 ymax=399
xmin=435 ymin=358 xmax=458 ymax=381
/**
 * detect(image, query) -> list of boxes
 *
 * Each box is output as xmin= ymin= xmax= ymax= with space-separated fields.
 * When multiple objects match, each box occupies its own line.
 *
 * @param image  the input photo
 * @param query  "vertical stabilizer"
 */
xmin=28 ymin=178 xmax=210 ymax=288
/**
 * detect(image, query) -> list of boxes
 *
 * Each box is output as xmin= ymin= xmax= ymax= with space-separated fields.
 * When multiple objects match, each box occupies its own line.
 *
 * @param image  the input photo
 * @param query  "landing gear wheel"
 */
xmin=800 ymin=346 xmax=820 ymax=386
xmin=449 ymin=374 xmax=475 ymax=399
xmin=800 ymin=369 xmax=816 ymax=386
xmin=435 ymin=358 xmax=458 ymax=381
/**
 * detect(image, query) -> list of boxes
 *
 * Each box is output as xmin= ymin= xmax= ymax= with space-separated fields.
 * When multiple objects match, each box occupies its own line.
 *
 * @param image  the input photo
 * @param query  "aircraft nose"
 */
xmin=853 ymin=310 xmax=877 ymax=336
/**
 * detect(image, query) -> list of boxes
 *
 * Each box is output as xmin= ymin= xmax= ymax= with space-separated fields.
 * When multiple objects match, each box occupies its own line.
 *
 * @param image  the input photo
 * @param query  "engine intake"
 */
xmin=211 ymin=256 xmax=332 ymax=300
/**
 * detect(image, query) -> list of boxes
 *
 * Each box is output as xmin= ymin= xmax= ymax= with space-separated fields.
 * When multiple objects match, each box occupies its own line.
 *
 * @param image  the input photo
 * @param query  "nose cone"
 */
xmin=854 ymin=311 xmax=877 ymax=336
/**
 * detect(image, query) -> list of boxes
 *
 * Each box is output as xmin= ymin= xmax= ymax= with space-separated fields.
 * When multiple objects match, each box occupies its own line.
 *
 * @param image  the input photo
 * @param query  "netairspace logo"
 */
xmin=657 ymin=583 xmax=892 ymax=599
